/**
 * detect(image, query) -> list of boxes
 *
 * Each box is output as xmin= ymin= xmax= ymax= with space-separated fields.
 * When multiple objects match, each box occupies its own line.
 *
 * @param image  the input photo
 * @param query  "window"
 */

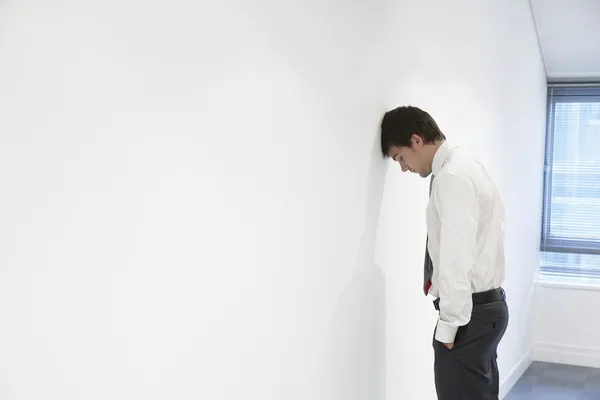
xmin=540 ymin=84 xmax=600 ymax=281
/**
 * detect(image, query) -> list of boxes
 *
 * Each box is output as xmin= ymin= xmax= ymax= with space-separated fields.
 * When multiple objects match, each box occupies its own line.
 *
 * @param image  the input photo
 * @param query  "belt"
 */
xmin=433 ymin=287 xmax=505 ymax=311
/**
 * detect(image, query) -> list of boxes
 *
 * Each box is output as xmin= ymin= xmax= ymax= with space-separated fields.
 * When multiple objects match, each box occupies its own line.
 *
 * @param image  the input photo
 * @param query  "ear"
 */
xmin=411 ymin=134 xmax=423 ymax=148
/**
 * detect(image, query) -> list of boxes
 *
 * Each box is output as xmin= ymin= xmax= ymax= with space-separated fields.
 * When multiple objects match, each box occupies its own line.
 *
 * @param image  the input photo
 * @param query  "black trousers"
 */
xmin=432 ymin=290 xmax=509 ymax=400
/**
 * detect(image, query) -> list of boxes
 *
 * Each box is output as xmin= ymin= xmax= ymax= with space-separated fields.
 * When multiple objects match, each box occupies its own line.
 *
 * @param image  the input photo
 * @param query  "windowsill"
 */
xmin=537 ymin=275 xmax=600 ymax=291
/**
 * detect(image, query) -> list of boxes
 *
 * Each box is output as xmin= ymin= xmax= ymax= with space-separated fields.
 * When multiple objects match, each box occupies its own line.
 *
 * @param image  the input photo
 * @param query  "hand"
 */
xmin=444 ymin=342 xmax=454 ymax=350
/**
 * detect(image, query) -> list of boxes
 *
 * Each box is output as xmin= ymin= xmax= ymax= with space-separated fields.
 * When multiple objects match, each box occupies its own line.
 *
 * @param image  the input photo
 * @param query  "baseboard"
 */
xmin=500 ymin=351 xmax=532 ymax=399
xmin=534 ymin=342 xmax=600 ymax=368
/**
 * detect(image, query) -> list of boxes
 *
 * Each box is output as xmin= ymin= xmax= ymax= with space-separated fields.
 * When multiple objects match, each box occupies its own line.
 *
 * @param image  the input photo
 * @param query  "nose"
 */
xmin=399 ymin=161 xmax=410 ymax=172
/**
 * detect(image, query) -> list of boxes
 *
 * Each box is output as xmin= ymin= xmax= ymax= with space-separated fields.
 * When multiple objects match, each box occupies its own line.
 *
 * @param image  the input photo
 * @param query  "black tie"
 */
xmin=423 ymin=175 xmax=434 ymax=295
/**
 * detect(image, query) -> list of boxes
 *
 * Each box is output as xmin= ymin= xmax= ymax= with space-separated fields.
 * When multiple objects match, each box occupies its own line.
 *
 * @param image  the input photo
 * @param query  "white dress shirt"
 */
xmin=427 ymin=141 xmax=506 ymax=344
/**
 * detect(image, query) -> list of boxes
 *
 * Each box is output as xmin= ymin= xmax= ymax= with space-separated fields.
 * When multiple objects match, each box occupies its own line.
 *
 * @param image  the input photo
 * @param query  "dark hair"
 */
xmin=380 ymin=106 xmax=446 ymax=157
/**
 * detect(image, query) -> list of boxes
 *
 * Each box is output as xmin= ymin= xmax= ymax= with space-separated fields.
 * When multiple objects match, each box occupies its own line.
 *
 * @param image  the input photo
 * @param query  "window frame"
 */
xmin=540 ymin=82 xmax=600 ymax=279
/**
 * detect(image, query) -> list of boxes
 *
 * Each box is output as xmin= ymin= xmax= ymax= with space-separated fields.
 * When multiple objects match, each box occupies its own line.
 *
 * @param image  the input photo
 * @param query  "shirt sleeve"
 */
xmin=432 ymin=173 xmax=479 ymax=344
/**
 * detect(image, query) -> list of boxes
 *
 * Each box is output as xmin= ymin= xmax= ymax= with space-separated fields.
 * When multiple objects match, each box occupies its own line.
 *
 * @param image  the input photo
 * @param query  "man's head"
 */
xmin=380 ymin=106 xmax=446 ymax=178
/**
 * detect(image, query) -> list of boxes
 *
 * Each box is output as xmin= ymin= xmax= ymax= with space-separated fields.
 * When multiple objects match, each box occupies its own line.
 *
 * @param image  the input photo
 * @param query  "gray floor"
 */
xmin=505 ymin=361 xmax=600 ymax=399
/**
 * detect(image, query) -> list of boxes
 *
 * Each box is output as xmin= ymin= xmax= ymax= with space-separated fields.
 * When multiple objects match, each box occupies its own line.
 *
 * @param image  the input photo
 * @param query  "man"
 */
xmin=380 ymin=106 xmax=509 ymax=400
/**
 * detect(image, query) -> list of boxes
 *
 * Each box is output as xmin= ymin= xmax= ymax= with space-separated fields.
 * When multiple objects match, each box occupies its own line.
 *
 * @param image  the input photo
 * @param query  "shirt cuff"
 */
xmin=435 ymin=319 xmax=459 ymax=343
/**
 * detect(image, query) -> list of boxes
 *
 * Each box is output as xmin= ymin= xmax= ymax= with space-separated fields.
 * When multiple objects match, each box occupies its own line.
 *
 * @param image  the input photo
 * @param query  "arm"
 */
xmin=433 ymin=173 xmax=479 ymax=345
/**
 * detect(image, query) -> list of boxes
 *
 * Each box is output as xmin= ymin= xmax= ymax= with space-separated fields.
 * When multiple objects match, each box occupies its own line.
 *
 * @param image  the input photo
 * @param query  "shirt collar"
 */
xmin=431 ymin=141 xmax=457 ymax=176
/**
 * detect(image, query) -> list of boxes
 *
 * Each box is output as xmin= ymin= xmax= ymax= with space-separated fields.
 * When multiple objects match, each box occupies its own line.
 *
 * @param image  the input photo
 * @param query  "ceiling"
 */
xmin=530 ymin=0 xmax=600 ymax=80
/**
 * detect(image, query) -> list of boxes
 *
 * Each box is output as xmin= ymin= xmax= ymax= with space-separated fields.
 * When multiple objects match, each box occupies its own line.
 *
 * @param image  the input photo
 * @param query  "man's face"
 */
xmin=388 ymin=137 xmax=431 ymax=178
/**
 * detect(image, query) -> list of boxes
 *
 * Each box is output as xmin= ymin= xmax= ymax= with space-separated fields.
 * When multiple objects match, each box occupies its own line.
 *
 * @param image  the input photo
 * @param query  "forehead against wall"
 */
xmin=0 ymin=0 xmax=545 ymax=399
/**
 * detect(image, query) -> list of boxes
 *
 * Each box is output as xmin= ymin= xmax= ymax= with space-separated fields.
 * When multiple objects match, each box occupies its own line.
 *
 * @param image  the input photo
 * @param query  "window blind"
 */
xmin=540 ymin=84 xmax=600 ymax=281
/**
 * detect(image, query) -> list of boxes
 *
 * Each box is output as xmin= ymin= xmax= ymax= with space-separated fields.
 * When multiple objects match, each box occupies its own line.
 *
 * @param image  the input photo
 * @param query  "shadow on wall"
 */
xmin=325 ymin=132 xmax=388 ymax=400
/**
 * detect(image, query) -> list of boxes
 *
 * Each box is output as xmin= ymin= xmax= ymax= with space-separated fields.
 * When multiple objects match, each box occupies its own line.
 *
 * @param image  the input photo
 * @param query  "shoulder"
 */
xmin=440 ymin=149 xmax=483 ymax=182
xmin=436 ymin=151 xmax=475 ymax=184
xmin=434 ymin=170 xmax=475 ymax=193
xmin=433 ymin=153 xmax=479 ymax=198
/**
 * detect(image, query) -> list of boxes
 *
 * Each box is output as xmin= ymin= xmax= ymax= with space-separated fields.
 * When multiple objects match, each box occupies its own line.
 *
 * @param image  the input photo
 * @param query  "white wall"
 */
xmin=534 ymin=282 xmax=600 ymax=368
xmin=376 ymin=0 xmax=547 ymax=398
xmin=0 ymin=1 xmax=545 ymax=400
xmin=0 ymin=1 xmax=388 ymax=399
